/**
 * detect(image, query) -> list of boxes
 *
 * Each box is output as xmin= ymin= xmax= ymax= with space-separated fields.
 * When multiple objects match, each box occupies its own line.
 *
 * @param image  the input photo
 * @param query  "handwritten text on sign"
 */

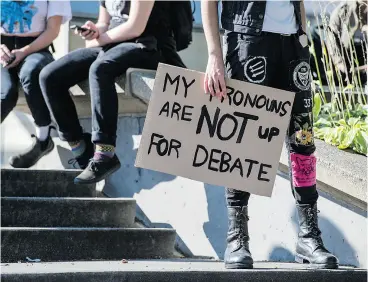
xmin=135 ymin=64 xmax=295 ymax=197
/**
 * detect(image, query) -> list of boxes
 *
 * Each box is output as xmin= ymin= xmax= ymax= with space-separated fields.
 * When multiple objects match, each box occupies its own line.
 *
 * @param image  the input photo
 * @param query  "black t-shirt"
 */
xmin=100 ymin=0 xmax=171 ymax=38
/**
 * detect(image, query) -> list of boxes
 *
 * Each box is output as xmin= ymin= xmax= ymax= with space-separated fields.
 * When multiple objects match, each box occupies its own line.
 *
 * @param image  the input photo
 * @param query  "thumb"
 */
xmin=84 ymin=21 xmax=94 ymax=28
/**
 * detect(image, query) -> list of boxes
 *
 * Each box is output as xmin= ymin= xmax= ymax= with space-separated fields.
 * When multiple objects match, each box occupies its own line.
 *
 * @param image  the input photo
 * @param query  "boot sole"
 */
xmin=9 ymin=139 xmax=55 ymax=169
xmin=225 ymin=263 xmax=253 ymax=269
xmin=295 ymin=254 xmax=339 ymax=269
xmin=74 ymin=161 xmax=121 ymax=185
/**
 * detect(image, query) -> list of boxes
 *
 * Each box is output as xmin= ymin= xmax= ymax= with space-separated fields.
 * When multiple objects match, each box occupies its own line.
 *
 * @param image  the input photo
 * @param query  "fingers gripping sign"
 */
xmin=204 ymin=53 xmax=227 ymax=99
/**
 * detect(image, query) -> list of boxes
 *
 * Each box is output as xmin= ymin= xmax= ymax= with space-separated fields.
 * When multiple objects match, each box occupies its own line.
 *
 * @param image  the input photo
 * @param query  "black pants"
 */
xmin=1 ymin=36 xmax=53 ymax=126
xmin=224 ymin=31 xmax=319 ymax=206
xmin=40 ymin=37 xmax=160 ymax=146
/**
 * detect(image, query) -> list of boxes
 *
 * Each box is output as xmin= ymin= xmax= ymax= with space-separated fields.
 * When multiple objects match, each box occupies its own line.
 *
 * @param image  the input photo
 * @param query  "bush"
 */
xmin=309 ymin=3 xmax=368 ymax=156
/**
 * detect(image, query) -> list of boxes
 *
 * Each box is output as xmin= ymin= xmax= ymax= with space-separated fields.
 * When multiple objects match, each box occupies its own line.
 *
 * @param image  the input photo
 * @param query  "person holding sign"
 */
xmin=39 ymin=0 xmax=173 ymax=184
xmin=202 ymin=0 xmax=338 ymax=269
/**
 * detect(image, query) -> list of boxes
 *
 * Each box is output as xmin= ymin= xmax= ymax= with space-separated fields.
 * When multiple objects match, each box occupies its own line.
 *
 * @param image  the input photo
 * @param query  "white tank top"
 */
xmin=262 ymin=0 xmax=298 ymax=34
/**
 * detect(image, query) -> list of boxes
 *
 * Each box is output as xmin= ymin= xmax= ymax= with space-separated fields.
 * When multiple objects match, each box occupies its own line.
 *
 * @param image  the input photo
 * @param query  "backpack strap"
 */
xmin=50 ymin=43 xmax=55 ymax=53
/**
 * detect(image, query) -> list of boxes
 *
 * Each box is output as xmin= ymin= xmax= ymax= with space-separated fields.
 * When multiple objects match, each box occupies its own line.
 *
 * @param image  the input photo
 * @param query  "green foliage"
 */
xmin=308 ymin=5 xmax=367 ymax=156
xmin=313 ymin=97 xmax=368 ymax=155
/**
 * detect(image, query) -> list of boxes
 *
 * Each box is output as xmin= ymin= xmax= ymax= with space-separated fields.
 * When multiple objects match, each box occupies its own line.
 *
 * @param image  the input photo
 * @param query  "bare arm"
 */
xmin=95 ymin=0 xmax=154 ymax=46
xmin=5 ymin=16 xmax=62 ymax=68
xmin=95 ymin=6 xmax=110 ymax=35
xmin=22 ymin=16 xmax=62 ymax=55
xmin=300 ymin=0 xmax=307 ymax=32
xmin=78 ymin=6 xmax=110 ymax=41
xmin=356 ymin=65 xmax=367 ymax=72
xmin=202 ymin=0 xmax=222 ymax=57
xmin=202 ymin=0 xmax=226 ymax=98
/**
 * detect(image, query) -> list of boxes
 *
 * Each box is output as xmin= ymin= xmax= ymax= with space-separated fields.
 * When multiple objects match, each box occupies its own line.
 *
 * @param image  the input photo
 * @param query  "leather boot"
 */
xmin=224 ymin=206 xmax=253 ymax=269
xmin=295 ymin=203 xmax=339 ymax=269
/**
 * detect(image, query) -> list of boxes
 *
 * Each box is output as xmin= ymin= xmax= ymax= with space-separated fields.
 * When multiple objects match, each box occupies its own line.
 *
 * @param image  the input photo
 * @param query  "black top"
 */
xmin=100 ymin=0 xmax=171 ymax=38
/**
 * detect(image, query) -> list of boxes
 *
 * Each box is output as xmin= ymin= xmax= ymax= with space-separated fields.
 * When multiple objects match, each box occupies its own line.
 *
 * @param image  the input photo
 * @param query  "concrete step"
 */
xmin=1 ymin=260 xmax=365 ymax=282
xmin=1 ymin=227 xmax=176 ymax=262
xmin=1 ymin=197 xmax=136 ymax=227
xmin=1 ymin=169 xmax=96 ymax=197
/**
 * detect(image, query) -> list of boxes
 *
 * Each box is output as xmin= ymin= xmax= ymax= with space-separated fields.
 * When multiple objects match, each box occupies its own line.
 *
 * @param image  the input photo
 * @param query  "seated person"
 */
xmin=1 ymin=0 xmax=71 ymax=168
xmin=39 ymin=0 xmax=175 ymax=184
xmin=325 ymin=0 xmax=367 ymax=84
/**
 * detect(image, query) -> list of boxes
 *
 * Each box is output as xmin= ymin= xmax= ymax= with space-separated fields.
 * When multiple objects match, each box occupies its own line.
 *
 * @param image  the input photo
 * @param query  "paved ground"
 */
xmin=1 ymin=259 xmax=363 ymax=274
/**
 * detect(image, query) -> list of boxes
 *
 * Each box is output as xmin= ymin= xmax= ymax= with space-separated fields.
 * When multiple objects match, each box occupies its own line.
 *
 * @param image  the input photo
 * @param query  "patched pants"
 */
xmin=224 ymin=31 xmax=318 ymax=206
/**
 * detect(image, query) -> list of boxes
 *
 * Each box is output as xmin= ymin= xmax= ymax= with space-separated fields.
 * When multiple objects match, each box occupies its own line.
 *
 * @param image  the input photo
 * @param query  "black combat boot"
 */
xmin=295 ymin=203 xmax=339 ymax=269
xmin=224 ymin=206 xmax=253 ymax=269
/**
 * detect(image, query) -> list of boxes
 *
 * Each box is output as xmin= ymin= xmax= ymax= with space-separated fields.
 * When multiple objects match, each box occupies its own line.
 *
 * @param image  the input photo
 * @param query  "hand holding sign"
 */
xmin=204 ymin=53 xmax=227 ymax=99
xmin=136 ymin=64 xmax=295 ymax=197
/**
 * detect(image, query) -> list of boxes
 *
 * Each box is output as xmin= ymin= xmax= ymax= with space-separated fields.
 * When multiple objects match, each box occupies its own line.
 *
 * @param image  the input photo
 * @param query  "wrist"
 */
xmin=97 ymin=32 xmax=110 ymax=45
xmin=20 ymin=45 xmax=32 ymax=56
xmin=94 ymin=28 xmax=100 ymax=39
xmin=208 ymin=48 xmax=222 ymax=57
xmin=96 ymin=23 xmax=108 ymax=36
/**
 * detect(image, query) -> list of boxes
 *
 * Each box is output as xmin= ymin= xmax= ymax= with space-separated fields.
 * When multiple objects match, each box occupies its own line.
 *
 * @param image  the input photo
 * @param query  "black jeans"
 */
xmin=40 ymin=38 xmax=160 ymax=146
xmin=1 ymin=36 xmax=53 ymax=126
xmin=224 ymin=31 xmax=318 ymax=206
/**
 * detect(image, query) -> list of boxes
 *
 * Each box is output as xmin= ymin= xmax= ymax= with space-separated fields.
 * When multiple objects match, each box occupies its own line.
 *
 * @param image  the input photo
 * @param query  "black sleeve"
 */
xmin=100 ymin=0 xmax=106 ymax=8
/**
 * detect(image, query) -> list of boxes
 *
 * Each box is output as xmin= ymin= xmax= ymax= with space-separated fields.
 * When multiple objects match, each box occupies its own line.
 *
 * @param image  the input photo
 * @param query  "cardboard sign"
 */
xmin=135 ymin=64 xmax=295 ymax=197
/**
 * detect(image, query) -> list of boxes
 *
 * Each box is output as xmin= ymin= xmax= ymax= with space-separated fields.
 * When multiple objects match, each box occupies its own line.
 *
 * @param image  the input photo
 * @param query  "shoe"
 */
xmin=224 ymin=206 xmax=253 ymax=269
xmin=68 ymin=132 xmax=94 ymax=170
xmin=9 ymin=128 xmax=55 ymax=168
xmin=74 ymin=154 xmax=121 ymax=184
xmin=295 ymin=203 xmax=339 ymax=269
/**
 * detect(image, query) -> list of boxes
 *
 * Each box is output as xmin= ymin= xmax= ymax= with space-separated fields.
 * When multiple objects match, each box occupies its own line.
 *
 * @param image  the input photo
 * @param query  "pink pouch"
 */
xmin=290 ymin=153 xmax=316 ymax=187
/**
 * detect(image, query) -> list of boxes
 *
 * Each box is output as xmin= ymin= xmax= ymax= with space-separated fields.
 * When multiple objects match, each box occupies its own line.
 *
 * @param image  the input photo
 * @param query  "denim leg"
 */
xmin=1 ymin=65 xmax=18 ymax=123
xmin=18 ymin=51 xmax=54 ymax=126
xmin=89 ymin=42 xmax=160 ymax=146
xmin=40 ymin=47 xmax=100 ymax=142
xmin=282 ymin=35 xmax=318 ymax=205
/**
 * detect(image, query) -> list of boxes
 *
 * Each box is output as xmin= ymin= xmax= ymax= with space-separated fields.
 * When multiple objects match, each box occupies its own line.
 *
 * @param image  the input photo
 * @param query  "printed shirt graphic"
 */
xmin=100 ymin=0 xmax=130 ymax=29
xmin=1 ymin=0 xmax=72 ymax=35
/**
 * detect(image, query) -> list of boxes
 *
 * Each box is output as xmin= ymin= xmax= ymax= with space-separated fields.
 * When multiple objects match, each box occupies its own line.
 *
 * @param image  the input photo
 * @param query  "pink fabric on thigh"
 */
xmin=290 ymin=153 xmax=316 ymax=187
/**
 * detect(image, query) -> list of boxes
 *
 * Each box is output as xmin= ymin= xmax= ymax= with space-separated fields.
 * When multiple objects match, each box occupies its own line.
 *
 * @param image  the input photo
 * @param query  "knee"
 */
xmin=39 ymin=64 xmax=59 ymax=93
xmin=89 ymin=59 xmax=110 ymax=78
xmin=19 ymin=63 xmax=42 ymax=87
xmin=1 ymin=81 xmax=18 ymax=101
xmin=1 ymin=85 xmax=18 ymax=118
xmin=39 ymin=65 xmax=51 ymax=87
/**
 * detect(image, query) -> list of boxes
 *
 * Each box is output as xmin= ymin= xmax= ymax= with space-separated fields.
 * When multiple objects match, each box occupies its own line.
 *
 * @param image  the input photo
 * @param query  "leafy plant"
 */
xmin=309 ymin=2 xmax=368 ymax=156
xmin=313 ymin=97 xmax=368 ymax=155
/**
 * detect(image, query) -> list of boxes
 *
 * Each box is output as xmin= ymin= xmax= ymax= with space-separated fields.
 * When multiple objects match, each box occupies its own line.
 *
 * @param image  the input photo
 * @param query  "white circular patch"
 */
xmin=244 ymin=56 xmax=267 ymax=84
xmin=293 ymin=61 xmax=311 ymax=91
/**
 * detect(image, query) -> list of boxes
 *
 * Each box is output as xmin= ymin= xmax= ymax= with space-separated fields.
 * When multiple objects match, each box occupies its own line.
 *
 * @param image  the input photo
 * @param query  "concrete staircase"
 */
xmin=1 ymin=168 xmax=176 ymax=262
xmin=1 ymin=168 xmax=366 ymax=281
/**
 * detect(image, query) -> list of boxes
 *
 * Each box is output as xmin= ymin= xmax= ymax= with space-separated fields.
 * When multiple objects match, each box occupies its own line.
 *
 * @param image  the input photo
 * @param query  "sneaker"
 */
xmin=68 ymin=133 xmax=94 ymax=169
xmin=9 ymin=135 xmax=54 ymax=168
xmin=74 ymin=155 xmax=121 ymax=184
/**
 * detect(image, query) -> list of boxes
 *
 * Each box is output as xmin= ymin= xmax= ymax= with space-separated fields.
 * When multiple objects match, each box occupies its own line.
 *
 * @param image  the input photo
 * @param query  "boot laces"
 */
xmin=237 ymin=212 xmax=249 ymax=246
xmin=306 ymin=207 xmax=323 ymax=247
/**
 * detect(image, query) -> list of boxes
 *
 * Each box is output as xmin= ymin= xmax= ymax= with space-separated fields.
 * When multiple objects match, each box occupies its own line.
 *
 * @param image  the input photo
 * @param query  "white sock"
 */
xmin=36 ymin=125 xmax=50 ymax=141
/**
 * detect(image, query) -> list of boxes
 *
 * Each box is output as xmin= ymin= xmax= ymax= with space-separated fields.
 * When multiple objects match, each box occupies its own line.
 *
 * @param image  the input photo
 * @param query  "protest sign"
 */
xmin=135 ymin=64 xmax=295 ymax=197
